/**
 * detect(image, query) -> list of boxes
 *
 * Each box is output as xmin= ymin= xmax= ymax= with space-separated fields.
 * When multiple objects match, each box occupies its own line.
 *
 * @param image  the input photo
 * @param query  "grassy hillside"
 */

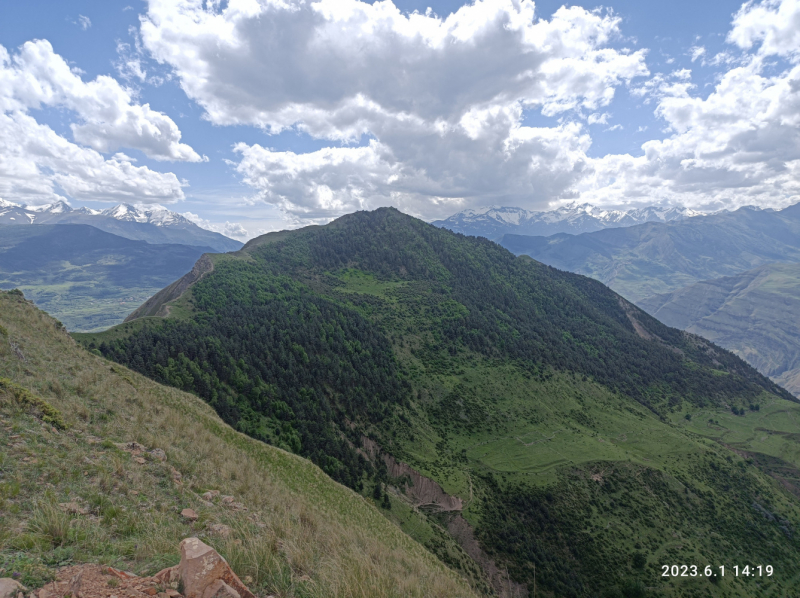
xmin=78 ymin=208 xmax=800 ymax=597
xmin=0 ymin=224 xmax=213 ymax=332
xmin=500 ymin=204 xmax=800 ymax=303
xmin=640 ymin=262 xmax=800 ymax=397
xmin=0 ymin=289 xmax=479 ymax=598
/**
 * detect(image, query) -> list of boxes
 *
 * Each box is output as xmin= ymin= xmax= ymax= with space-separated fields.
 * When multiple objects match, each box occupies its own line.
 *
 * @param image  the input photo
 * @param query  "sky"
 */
xmin=1 ymin=0 xmax=799 ymax=240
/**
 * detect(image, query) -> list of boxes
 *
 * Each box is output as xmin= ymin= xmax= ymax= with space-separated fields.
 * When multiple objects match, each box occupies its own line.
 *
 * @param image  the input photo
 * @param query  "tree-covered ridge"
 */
xmin=251 ymin=208 xmax=789 ymax=407
xmin=95 ymin=264 xmax=410 ymax=489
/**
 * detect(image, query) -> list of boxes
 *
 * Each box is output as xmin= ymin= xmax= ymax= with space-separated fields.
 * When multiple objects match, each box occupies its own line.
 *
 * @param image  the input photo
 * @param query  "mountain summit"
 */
xmin=433 ymin=202 xmax=701 ymax=240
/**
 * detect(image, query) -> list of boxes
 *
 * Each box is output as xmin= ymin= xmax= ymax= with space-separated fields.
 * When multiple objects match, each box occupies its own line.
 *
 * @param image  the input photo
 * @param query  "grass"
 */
xmin=0 ymin=290 xmax=479 ymax=598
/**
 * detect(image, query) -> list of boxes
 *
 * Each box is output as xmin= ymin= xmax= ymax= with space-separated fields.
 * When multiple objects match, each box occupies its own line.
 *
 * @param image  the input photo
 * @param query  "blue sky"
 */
xmin=1 ymin=0 xmax=799 ymax=239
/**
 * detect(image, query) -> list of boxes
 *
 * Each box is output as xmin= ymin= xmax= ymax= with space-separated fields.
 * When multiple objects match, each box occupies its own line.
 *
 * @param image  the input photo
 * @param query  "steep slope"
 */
xmin=433 ymin=203 xmax=700 ymax=241
xmin=0 ymin=289 xmax=477 ymax=598
xmin=0 ymin=225 xmax=214 ymax=332
xmin=0 ymin=201 xmax=242 ymax=253
xmin=79 ymin=208 xmax=800 ymax=597
xmin=640 ymin=262 xmax=800 ymax=397
xmin=500 ymin=203 xmax=800 ymax=302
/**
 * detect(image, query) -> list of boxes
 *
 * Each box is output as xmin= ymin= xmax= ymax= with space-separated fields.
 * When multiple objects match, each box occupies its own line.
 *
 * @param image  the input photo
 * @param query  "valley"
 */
xmin=0 ymin=225 xmax=215 ymax=331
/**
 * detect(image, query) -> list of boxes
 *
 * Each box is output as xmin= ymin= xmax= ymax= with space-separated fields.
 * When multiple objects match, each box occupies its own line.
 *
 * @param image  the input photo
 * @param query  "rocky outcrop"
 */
xmin=177 ymin=538 xmax=254 ymax=598
xmin=29 ymin=539 xmax=254 ymax=598
xmin=360 ymin=438 xmax=527 ymax=597
xmin=361 ymin=437 xmax=462 ymax=511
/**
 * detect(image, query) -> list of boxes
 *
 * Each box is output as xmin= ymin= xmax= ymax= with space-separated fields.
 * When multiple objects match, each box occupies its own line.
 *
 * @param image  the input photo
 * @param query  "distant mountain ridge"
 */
xmin=432 ymin=202 xmax=702 ymax=240
xmin=500 ymin=203 xmax=800 ymax=303
xmin=0 ymin=199 xmax=242 ymax=252
xmin=639 ymin=262 xmax=800 ymax=397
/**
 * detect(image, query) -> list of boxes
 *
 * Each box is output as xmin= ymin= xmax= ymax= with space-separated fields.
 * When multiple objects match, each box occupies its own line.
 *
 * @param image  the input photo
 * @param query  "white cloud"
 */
xmin=581 ymin=8 xmax=800 ymax=212
xmin=588 ymin=112 xmax=610 ymax=125
xmin=690 ymin=46 xmax=706 ymax=62
xmin=182 ymin=211 xmax=249 ymax=239
xmin=140 ymin=0 xmax=646 ymax=219
xmin=78 ymin=15 xmax=92 ymax=30
xmin=0 ymin=112 xmax=185 ymax=205
xmin=0 ymin=41 xmax=190 ymax=206
xmin=0 ymin=40 xmax=202 ymax=162
xmin=728 ymin=0 xmax=800 ymax=58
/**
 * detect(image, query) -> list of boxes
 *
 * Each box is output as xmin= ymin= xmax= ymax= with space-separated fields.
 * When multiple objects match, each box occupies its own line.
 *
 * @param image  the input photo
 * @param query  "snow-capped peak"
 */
xmin=0 ymin=198 xmax=21 ymax=209
xmin=100 ymin=203 xmax=193 ymax=227
xmin=26 ymin=200 xmax=73 ymax=214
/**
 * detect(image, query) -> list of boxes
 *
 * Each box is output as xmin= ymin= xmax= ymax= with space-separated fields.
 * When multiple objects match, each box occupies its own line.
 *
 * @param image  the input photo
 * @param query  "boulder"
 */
xmin=0 ymin=579 xmax=27 ymax=598
xmin=202 ymin=491 xmax=220 ymax=501
xmin=153 ymin=566 xmax=180 ymax=586
xmin=149 ymin=448 xmax=167 ymax=462
xmin=181 ymin=509 xmax=199 ymax=522
xmin=177 ymin=538 xmax=254 ymax=598
xmin=201 ymin=581 xmax=239 ymax=598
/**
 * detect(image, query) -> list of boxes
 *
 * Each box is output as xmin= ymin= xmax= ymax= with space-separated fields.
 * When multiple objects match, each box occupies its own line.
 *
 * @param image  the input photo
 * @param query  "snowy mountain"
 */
xmin=0 ymin=201 xmax=242 ymax=252
xmin=432 ymin=203 xmax=703 ymax=240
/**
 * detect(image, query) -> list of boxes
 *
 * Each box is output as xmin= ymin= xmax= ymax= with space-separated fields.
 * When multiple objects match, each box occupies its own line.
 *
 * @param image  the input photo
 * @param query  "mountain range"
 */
xmin=76 ymin=208 xmax=800 ymax=598
xmin=0 ymin=199 xmax=242 ymax=253
xmin=639 ymin=262 xmax=800 ymax=396
xmin=432 ymin=202 xmax=702 ymax=240
xmin=500 ymin=203 xmax=800 ymax=303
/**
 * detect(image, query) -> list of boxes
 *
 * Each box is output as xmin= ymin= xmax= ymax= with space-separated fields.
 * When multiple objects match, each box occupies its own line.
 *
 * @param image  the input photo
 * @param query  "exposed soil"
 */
xmin=33 ymin=565 xmax=171 ymax=598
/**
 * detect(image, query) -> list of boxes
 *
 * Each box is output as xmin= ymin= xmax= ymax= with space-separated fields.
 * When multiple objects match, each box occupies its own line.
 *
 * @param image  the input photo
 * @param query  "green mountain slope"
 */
xmin=78 ymin=208 xmax=800 ymax=597
xmin=0 ymin=224 xmax=213 ymax=332
xmin=0 ymin=289 xmax=477 ymax=598
xmin=639 ymin=262 xmax=800 ymax=397
xmin=500 ymin=204 xmax=800 ymax=303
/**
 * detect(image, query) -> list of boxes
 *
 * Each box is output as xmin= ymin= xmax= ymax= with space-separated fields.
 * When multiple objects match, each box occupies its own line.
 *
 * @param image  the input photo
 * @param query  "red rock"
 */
xmin=181 ymin=509 xmax=199 ymax=522
xmin=177 ymin=538 xmax=254 ymax=598
xmin=0 ymin=579 xmax=27 ymax=598
xmin=201 ymin=581 xmax=239 ymax=598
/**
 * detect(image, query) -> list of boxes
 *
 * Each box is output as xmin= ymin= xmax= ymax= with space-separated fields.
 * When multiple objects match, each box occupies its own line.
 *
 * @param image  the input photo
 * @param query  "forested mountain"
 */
xmin=640 ymin=262 xmax=800 ymax=397
xmin=500 ymin=203 xmax=800 ymax=303
xmin=0 ymin=200 xmax=242 ymax=252
xmin=433 ymin=203 xmax=700 ymax=241
xmin=0 ymin=224 xmax=213 ymax=331
xmin=78 ymin=208 xmax=800 ymax=597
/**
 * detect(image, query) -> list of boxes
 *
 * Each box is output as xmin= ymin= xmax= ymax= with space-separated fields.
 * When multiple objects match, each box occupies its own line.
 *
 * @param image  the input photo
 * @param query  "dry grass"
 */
xmin=0 ymin=291 xmax=479 ymax=598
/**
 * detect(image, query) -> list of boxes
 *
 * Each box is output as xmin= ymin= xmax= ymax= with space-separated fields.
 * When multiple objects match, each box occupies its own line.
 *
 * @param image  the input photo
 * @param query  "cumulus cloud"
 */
xmin=182 ymin=211 xmax=249 ymax=239
xmin=0 ymin=112 xmax=185 ymax=205
xmin=141 ymin=0 xmax=646 ymax=219
xmin=137 ymin=0 xmax=800 ymax=221
xmin=0 ymin=40 xmax=202 ymax=162
xmin=0 ymin=41 xmax=190 ymax=206
xmin=728 ymin=0 xmax=800 ymax=58
xmin=581 ymin=0 xmax=800 ymax=212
